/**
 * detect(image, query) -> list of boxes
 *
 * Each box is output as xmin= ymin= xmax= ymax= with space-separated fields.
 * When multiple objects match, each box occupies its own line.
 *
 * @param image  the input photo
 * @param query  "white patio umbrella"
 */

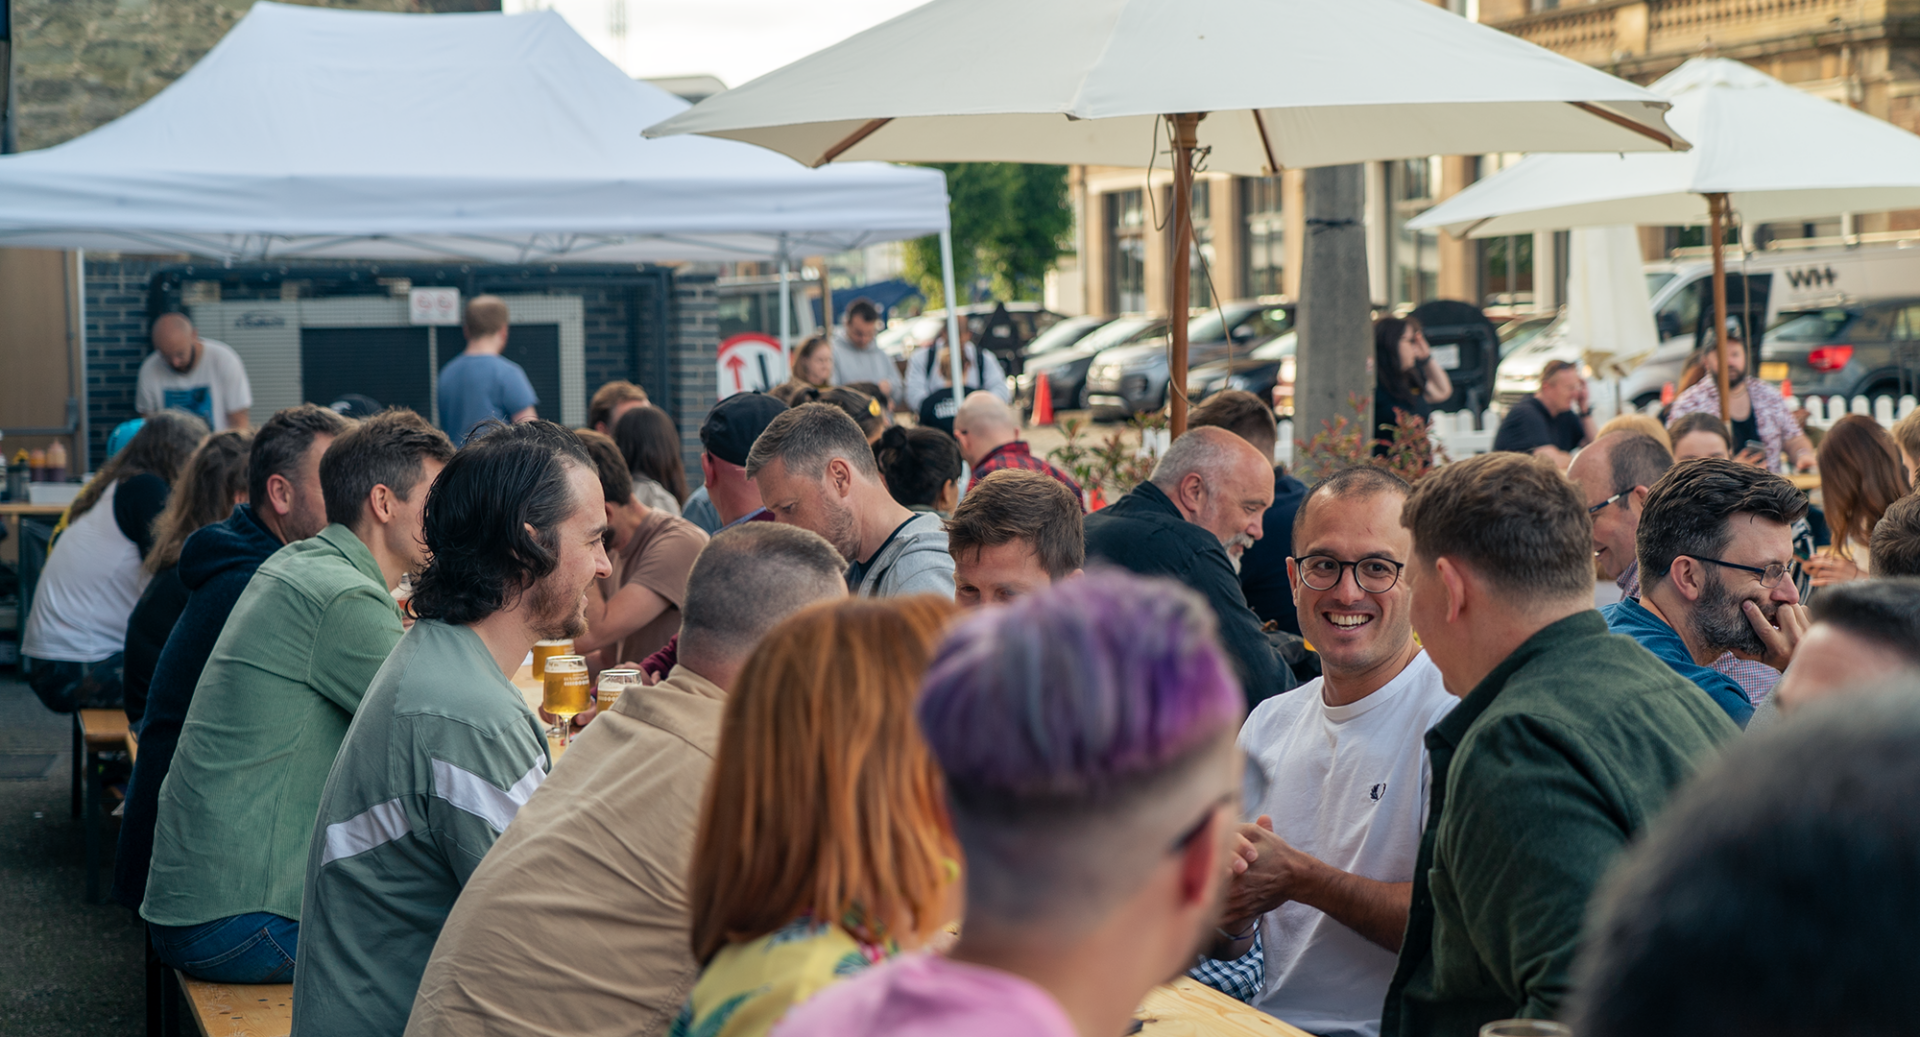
xmin=1411 ymin=58 xmax=1920 ymax=420
xmin=645 ymin=0 xmax=1686 ymax=433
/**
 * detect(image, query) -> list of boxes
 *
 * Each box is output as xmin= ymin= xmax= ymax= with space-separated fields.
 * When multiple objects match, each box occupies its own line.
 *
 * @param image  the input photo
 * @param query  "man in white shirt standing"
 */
xmin=138 ymin=313 xmax=253 ymax=430
xmin=1200 ymin=465 xmax=1456 ymax=1037
xmin=828 ymin=298 xmax=899 ymax=403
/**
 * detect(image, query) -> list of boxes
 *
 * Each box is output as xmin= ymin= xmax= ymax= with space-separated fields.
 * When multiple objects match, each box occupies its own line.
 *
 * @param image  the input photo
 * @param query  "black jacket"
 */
xmin=1238 ymin=469 xmax=1309 ymax=634
xmin=1084 ymin=480 xmax=1294 ymax=708
xmin=122 ymin=565 xmax=190 ymax=727
xmin=112 ymin=504 xmax=283 ymax=911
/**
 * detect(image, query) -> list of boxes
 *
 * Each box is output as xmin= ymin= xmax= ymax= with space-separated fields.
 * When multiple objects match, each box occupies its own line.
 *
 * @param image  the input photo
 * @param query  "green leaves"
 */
xmin=903 ymin=163 xmax=1073 ymax=305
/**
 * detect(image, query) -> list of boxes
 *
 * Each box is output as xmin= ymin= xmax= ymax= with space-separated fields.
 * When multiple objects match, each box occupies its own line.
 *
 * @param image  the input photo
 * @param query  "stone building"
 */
xmin=1054 ymin=0 xmax=1920 ymax=319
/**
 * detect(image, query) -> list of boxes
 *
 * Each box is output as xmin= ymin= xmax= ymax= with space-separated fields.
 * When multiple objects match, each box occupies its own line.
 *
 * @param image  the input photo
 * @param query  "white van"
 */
xmin=1496 ymin=241 xmax=1920 ymax=409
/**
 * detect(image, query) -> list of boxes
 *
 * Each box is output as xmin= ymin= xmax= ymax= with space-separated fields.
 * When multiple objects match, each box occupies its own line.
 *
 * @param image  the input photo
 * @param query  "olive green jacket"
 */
xmin=1382 ymin=611 xmax=1739 ymax=1037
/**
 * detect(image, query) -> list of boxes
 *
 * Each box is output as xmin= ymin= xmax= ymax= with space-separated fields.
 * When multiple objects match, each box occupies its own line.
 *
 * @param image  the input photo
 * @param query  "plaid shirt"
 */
xmin=1712 ymin=652 xmax=1781 ymax=705
xmin=972 ymin=441 xmax=1086 ymax=509
xmin=1667 ymin=378 xmax=1800 ymax=472
xmin=1190 ymin=933 xmax=1265 ymax=1004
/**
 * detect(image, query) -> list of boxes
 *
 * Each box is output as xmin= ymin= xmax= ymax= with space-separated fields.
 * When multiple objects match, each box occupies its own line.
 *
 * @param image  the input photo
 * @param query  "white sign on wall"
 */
xmin=409 ymin=287 xmax=462 ymax=326
xmin=717 ymin=332 xmax=789 ymax=399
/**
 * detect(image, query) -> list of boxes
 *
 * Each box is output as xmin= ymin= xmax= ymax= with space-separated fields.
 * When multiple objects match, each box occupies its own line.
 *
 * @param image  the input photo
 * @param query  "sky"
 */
xmin=505 ymin=0 xmax=928 ymax=88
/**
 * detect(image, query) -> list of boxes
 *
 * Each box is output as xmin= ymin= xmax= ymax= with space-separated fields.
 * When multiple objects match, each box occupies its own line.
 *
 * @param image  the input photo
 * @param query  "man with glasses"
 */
xmin=1197 ymin=467 xmax=1455 ymax=1037
xmin=1601 ymin=457 xmax=1812 ymax=727
xmin=1567 ymin=431 xmax=1673 ymax=601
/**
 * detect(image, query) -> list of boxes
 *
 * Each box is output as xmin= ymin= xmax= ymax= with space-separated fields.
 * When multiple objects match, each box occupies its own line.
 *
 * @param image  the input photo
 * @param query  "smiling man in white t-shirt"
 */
xmin=1199 ymin=465 xmax=1456 ymax=1037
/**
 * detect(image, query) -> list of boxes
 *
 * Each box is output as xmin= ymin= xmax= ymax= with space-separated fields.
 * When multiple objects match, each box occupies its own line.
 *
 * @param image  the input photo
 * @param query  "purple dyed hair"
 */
xmin=917 ymin=569 xmax=1243 ymax=804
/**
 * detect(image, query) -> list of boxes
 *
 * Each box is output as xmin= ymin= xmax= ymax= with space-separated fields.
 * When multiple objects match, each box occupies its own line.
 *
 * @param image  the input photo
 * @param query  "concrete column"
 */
xmin=1296 ymin=165 xmax=1373 ymax=452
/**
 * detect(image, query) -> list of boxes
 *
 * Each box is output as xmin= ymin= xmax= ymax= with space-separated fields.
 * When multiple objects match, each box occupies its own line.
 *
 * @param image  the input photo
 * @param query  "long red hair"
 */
xmin=687 ymin=595 xmax=959 ymax=964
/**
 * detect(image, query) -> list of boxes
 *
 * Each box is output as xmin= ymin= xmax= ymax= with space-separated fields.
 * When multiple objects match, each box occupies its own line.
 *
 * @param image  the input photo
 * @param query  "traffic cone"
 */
xmin=1660 ymin=382 xmax=1675 ymax=406
xmin=1780 ymin=378 xmax=1793 ymax=399
xmin=1031 ymin=372 xmax=1055 ymax=426
xmin=1088 ymin=485 xmax=1106 ymax=511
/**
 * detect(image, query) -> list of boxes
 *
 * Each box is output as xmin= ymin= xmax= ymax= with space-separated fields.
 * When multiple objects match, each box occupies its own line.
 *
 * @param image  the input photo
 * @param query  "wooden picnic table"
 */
xmin=1137 ymin=977 xmax=1314 ymax=1036
xmin=165 ymin=973 xmax=1308 ymax=1037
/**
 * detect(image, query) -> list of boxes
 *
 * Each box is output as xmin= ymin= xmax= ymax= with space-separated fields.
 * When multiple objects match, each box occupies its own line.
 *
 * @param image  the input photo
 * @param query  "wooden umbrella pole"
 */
xmin=1708 ymin=192 xmax=1732 ymax=423
xmin=1168 ymin=112 xmax=1202 ymax=437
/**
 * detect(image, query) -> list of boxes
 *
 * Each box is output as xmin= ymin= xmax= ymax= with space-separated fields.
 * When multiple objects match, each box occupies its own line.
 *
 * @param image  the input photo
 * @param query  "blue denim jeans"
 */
xmin=150 ymin=912 xmax=298 ymax=983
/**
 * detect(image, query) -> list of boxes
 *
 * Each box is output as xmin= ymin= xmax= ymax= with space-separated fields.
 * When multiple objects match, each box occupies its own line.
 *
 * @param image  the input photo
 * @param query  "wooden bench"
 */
xmin=169 ymin=972 xmax=292 ymax=1037
xmin=73 ymin=708 xmax=131 ymax=903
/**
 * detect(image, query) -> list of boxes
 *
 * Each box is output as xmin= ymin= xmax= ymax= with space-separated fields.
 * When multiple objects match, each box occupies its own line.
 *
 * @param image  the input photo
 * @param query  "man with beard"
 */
xmin=747 ymin=402 xmax=954 ymax=597
xmin=772 ymin=572 xmax=1244 ymax=1037
xmin=291 ymin=421 xmax=611 ymax=1037
xmin=1084 ymin=427 xmax=1291 ymax=707
xmin=1666 ymin=326 xmax=1816 ymax=473
xmin=1601 ymin=458 xmax=1810 ymax=728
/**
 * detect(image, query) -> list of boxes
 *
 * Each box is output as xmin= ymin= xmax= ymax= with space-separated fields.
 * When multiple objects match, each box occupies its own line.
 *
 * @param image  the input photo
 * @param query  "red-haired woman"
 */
xmin=678 ymin=596 xmax=962 ymax=1037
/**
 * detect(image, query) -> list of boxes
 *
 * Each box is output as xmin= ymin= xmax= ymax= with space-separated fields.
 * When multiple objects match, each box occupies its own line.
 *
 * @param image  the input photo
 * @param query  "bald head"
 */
xmin=152 ymin=313 xmax=201 ymax=373
xmin=953 ymin=391 xmax=1020 ymax=468
xmin=1151 ymin=426 xmax=1275 ymax=553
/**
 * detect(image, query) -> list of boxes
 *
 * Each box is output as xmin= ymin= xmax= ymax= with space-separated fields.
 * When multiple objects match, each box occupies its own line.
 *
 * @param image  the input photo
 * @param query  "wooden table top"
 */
xmin=1137 ymin=978 xmax=1313 ymax=1036
xmin=1787 ymin=472 xmax=1820 ymax=490
xmin=178 ymin=978 xmax=292 ymax=1037
xmin=0 ymin=502 xmax=68 ymax=516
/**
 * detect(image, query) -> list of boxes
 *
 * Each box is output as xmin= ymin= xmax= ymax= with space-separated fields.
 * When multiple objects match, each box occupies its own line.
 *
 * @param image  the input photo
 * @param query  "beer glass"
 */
xmin=531 ymin=638 xmax=573 ymax=680
xmin=1479 ymin=1022 xmax=1572 ymax=1037
xmin=596 ymin=668 xmax=641 ymax=718
xmin=541 ymin=654 xmax=590 ymax=747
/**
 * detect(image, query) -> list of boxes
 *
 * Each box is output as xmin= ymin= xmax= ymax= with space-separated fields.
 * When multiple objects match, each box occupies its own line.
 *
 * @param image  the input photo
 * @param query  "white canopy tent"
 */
xmin=0 ymin=1 xmax=953 ymax=348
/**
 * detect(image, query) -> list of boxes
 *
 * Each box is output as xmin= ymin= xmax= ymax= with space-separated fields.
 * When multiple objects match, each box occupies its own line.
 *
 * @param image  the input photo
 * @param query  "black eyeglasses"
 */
xmin=1688 ymin=555 xmax=1791 ymax=589
xmin=1588 ymin=492 xmax=1625 ymax=515
xmin=1293 ymin=555 xmax=1405 ymax=593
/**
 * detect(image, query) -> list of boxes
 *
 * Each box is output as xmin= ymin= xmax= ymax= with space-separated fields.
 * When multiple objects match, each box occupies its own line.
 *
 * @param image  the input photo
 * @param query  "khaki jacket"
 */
xmin=405 ymin=666 xmax=726 ymax=1037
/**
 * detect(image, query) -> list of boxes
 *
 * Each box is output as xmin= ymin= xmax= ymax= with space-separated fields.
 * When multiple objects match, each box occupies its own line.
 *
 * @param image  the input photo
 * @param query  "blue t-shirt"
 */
xmin=437 ymin=353 xmax=537 ymax=442
xmin=1600 ymin=597 xmax=1753 ymax=727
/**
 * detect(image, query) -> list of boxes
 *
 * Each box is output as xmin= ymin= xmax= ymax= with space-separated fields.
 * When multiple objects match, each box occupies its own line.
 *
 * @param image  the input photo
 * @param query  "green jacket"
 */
xmin=1382 ymin=611 xmax=1738 ymax=1037
xmin=292 ymin=618 xmax=549 ymax=1037
xmin=142 ymin=524 xmax=403 ymax=927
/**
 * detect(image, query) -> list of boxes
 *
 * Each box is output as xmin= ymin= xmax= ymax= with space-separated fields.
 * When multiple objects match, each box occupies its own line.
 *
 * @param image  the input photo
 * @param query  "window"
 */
xmin=1166 ymin=181 xmax=1215 ymax=308
xmin=1241 ymin=176 xmax=1284 ymax=299
xmin=1107 ymin=190 xmax=1147 ymax=314
xmin=1390 ymin=158 xmax=1442 ymax=307
xmin=1652 ymin=278 xmax=1700 ymax=341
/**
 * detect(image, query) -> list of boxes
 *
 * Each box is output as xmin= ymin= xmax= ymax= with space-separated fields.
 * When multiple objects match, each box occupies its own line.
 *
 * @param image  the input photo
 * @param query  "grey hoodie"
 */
xmin=853 ymin=511 xmax=956 ymax=598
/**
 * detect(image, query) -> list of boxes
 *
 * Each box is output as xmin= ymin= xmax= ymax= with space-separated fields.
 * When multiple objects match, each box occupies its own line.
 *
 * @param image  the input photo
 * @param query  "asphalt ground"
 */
xmin=0 ymin=674 xmax=145 ymax=1036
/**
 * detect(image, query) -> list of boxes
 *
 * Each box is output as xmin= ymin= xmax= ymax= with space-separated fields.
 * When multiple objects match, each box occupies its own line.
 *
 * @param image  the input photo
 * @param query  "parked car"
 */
xmin=1085 ymin=301 xmax=1295 ymax=418
xmin=1014 ymin=315 xmax=1164 ymax=414
xmin=1761 ymin=299 xmax=1920 ymax=405
xmin=875 ymin=302 xmax=1066 ymax=367
xmin=1187 ymin=331 xmax=1297 ymax=413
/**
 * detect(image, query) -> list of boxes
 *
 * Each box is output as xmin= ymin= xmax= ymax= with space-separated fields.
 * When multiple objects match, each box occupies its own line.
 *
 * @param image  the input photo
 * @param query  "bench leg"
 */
xmin=85 ymin=741 xmax=102 ymax=904
xmin=71 ymin=713 xmax=82 ymax=819
xmin=147 ymin=930 xmax=166 ymax=1037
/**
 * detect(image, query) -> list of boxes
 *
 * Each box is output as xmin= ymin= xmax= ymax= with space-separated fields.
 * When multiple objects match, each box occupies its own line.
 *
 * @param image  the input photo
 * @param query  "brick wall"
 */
xmin=670 ymin=272 xmax=721 ymax=488
xmin=82 ymin=257 xmax=171 ymax=468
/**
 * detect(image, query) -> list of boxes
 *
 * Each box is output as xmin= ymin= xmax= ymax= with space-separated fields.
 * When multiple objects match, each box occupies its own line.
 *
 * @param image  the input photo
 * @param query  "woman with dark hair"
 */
xmin=1371 ymin=315 xmax=1452 ymax=450
xmin=873 ymin=426 xmax=962 ymax=514
xmin=1806 ymin=414 xmax=1912 ymax=585
xmin=22 ymin=409 xmax=208 ymax=713
xmin=122 ymin=428 xmax=252 ymax=725
xmin=612 ymin=404 xmax=688 ymax=516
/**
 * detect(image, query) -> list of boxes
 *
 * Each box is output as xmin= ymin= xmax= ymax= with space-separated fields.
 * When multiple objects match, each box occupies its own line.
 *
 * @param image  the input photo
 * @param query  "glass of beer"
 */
xmin=541 ymin=654 xmax=590 ymax=746
xmin=596 ymin=668 xmax=640 ymax=718
xmin=1479 ymin=1022 xmax=1571 ymax=1037
xmin=531 ymin=639 xmax=573 ymax=681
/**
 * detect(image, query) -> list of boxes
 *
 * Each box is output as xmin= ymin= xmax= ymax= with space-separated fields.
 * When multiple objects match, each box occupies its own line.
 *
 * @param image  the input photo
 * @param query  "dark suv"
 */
xmin=1761 ymin=299 xmax=1920 ymax=404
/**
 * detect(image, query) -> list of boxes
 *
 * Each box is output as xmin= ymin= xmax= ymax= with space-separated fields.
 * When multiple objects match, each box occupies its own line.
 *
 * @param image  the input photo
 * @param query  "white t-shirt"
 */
xmin=1238 ymin=651 xmax=1457 ymax=1037
xmin=136 ymin=337 xmax=252 ymax=431
xmin=22 ymin=481 xmax=152 ymax=662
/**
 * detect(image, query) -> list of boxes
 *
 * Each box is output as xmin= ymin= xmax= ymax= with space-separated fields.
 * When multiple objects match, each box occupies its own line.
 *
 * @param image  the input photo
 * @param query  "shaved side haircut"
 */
xmin=1293 ymin=465 xmax=1410 ymax=544
xmin=744 ymin=402 xmax=880 ymax=480
xmin=678 ymin=524 xmax=848 ymax=663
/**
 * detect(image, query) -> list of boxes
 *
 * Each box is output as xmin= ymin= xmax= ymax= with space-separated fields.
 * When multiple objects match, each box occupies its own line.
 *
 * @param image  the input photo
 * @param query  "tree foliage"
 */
xmin=903 ymin=163 xmax=1072 ymax=305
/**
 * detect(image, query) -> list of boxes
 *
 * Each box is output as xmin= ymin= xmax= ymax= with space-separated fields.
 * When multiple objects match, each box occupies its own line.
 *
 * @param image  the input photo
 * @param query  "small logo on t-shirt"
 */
xmin=1369 ymin=783 xmax=1387 ymax=802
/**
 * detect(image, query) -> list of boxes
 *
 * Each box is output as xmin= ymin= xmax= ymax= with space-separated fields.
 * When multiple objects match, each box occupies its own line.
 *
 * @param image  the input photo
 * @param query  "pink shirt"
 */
xmin=769 ymin=952 xmax=1078 ymax=1037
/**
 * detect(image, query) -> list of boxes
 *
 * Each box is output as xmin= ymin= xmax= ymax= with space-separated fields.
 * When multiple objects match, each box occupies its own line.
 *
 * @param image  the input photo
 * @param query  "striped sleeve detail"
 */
xmin=320 ymin=798 xmax=411 ymax=866
xmin=429 ymin=757 xmax=546 ymax=834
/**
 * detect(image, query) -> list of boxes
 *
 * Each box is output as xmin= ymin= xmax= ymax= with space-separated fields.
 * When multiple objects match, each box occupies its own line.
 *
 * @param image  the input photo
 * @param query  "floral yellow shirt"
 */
xmin=671 ymin=918 xmax=892 ymax=1037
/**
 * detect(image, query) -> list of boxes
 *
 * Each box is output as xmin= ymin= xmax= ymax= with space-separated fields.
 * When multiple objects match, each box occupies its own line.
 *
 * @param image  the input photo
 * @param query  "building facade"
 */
xmin=1054 ymin=0 xmax=1920 ymax=319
